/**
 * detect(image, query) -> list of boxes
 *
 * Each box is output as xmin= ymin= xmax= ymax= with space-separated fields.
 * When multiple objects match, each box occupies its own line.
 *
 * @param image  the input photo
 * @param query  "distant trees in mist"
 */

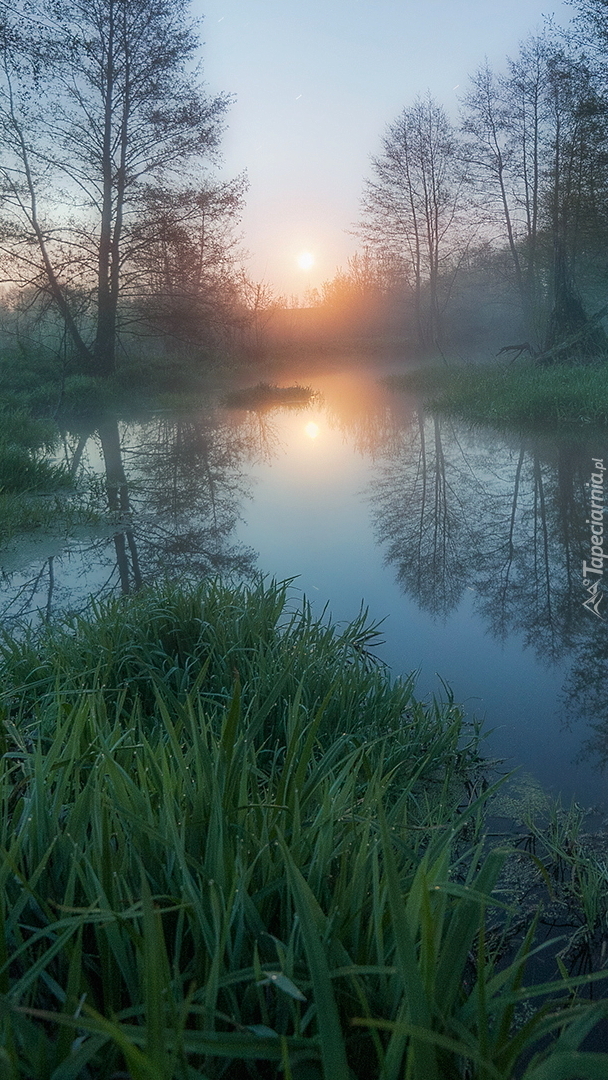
xmin=317 ymin=2 xmax=608 ymax=359
xmin=358 ymin=95 xmax=464 ymax=352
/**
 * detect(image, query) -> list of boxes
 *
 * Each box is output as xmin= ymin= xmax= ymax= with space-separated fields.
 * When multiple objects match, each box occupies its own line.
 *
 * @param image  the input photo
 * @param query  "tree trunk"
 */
xmin=544 ymin=238 xmax=607 ymax=359
xmin=93 ymin=0 xmax=117 ymax=377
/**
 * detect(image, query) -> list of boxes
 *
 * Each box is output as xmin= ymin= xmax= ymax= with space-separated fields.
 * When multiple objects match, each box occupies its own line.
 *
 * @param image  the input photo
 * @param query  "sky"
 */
xmin=193 ymin=0 xmax=574 ymax=298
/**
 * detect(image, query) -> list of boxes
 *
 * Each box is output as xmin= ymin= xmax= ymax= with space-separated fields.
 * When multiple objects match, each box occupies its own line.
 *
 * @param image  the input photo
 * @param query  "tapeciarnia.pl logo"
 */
xmin=582 ymin=457 xmax=606 ymax=618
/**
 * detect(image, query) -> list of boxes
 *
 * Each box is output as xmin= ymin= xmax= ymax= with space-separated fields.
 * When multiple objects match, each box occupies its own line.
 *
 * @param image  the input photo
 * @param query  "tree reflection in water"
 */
xmin=370 ymin=411 xmax=471 ymax=615
xmin=111 ymin=412 xmax=257 ymax=583
xmin=98 ymin=418 xmax=143 ymax=594
xmin=369 ymin=407 xmax=608 ymax=765
xmin=0 ymin=408 xmax=260 ymax=623
xmin=2 ymin=383 xmax=608 ymax=773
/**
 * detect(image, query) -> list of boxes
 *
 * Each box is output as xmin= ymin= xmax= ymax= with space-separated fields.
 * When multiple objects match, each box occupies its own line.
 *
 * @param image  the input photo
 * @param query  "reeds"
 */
xmin=519 ymin=801 xmax=608 ymax=977
xmin=0 ymin=579 xmax=606 ymax=1078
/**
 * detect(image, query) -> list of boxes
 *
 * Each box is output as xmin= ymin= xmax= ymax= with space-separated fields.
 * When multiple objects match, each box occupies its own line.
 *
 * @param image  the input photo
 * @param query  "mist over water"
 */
xmin=2 ymin=358 xmax=607 ymax=810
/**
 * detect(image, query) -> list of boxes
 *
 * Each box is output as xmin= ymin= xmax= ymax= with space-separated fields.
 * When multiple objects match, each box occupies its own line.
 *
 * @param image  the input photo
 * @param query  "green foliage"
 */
xmin=0 ymin=446 xmax=69 ymax=495
xmin=0 ymin=580 xmax=605 ymax=1077
xmin=0 ymin=579 xmax=471 ymax=778
xmin=114 ymin=351 xmax=220 ymax=397
xmin=58 ymin=376 xmax=117 ymax=416
xmin=0 ymin=403 xmax=77 ymax=543
xmin=0 ymin=409 xmax=57 ymax=455
xmin=391 ymin=361 xmax=608 ymax=427
xmin=0 ymin=406 xmax=69 ymax=498
xmin=0 ymin=345 xmax=220 ymax=419
xmin=519 ymin=800 xmax=608 ymax=972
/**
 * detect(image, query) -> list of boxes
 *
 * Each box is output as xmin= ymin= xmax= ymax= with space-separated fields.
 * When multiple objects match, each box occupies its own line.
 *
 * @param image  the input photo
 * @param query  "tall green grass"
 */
xmin=0 ymin=408 xmax=68 ymax=496
xmin=0 ymin=405 xmax=76 ymax=544
xmin=0 ymin=580 xmax=606 ymax=1078
xmin=0 ymin=342 xmax=223 ymax=416
xmin=518 ymin=800 xmax=608 ymax=976
xmin=391 ymin=362 xmax=608 ymax=427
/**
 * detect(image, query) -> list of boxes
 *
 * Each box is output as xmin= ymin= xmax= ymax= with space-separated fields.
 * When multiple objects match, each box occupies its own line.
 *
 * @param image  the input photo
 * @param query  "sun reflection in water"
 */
xmin=305 ymin=421 xmax=319 ymax=439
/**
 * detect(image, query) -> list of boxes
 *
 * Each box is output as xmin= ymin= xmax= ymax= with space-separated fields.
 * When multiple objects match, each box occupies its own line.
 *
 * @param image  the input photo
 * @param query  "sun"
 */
xmin=297 ymin=250 xmax=315 ymax=271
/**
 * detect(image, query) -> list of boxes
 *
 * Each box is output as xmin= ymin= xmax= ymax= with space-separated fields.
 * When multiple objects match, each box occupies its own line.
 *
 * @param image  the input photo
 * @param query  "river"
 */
xmin=2 ymin=357 xmax=607 ymax=809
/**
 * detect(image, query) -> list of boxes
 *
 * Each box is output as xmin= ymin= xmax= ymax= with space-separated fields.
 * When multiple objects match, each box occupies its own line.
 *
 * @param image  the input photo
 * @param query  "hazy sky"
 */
xmin=193 ymin=0 xmax=573 ymax=297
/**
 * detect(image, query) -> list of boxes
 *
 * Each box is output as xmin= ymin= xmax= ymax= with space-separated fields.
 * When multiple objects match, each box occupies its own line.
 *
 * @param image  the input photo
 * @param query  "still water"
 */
xmin=2 ymin=360 xmax=607 ymax=809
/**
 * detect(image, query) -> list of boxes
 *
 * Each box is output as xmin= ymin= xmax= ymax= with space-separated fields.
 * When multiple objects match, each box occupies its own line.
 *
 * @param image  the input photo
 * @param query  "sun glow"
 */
xmin=297 ymin=250 xmax=315 ymax=271
xmin=305 ymin=421 xmax=319 ymax=439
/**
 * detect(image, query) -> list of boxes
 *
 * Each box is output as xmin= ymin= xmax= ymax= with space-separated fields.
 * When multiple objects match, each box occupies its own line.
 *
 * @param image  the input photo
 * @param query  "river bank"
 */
xmin=0 ymin=578 xmax=607 ymax=1078
xmin=391 ymin=360 xmax=608 ymax=428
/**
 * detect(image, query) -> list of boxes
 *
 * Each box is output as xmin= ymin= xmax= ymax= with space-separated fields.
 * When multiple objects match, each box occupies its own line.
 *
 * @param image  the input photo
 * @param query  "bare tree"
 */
xmin=461 ymin=50 xmax=546 ymax=342
xmin=358 ymin=94 xmax=463 ymax=352
xmin=236 ymin=274 xmax=286 ymax=354
xmin=0 ymin=0 xmax=229 ymax=376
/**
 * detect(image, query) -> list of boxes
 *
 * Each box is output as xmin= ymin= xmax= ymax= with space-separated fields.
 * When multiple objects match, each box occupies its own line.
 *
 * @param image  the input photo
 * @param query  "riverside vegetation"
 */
xmin=0 ymin=578 xmax=607 ymax=1079
xmin=391 ymin=361 xmax=608 ymax=429
xmin=0 ymin=406 xmax=78 ymax=547
xmin=0 ymin=344 xmax=231 ymax=546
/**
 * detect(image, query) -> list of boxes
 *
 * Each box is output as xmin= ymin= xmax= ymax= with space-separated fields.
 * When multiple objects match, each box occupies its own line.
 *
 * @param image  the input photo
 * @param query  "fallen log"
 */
xmin=533 ymin=304 xmax=608 ymax=365
xmin=496 ymin=305 xmax=608 ymax=367
xmin=496 ymin=342 xmax=533 ymax=362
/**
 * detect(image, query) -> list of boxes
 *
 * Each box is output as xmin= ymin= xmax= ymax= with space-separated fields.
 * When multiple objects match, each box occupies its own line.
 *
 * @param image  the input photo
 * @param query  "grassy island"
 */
xmin=0 ymin=579 xmax=606 ymax=1078
xmin=224 ymin=383 xmax=317 ymax=409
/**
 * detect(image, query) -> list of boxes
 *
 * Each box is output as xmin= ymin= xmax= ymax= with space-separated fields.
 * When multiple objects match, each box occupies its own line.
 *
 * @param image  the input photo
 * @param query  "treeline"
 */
xmin=307 ymin=2 xmax=608 ymax=360
xmin=4 ymin=0 xmax=608 ymax=377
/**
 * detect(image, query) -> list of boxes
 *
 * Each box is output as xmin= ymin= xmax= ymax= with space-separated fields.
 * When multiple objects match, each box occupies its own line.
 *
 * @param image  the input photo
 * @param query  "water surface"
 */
xmin=2 ymin=360 xmax=607 ymax=808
